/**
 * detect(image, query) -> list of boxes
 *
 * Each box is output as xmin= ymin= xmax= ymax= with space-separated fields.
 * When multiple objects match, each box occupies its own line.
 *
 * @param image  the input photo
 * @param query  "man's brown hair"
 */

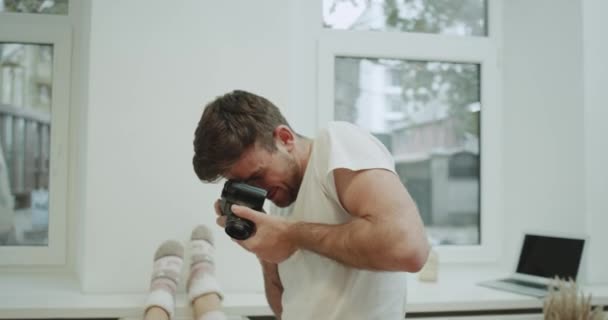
xmin=192 ymin=90 xmax=291 ymax=182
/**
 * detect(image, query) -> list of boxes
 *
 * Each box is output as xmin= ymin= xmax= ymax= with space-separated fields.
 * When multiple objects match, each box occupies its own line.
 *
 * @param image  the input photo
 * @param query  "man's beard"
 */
xmin=276 ymin=152 xmax=302 ymax=207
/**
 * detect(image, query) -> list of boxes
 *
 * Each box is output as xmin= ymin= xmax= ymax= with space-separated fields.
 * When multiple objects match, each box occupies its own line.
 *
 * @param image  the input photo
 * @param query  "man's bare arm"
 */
xmin=287 ymin=168 xmax=429 ymax=272
xmin=260 ymin=260 xmax=283 ymax=319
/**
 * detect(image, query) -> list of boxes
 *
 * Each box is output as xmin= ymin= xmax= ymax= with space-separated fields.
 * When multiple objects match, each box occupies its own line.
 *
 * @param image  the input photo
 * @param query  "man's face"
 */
xmin=226 ymin=142 xmax=301 ymax=208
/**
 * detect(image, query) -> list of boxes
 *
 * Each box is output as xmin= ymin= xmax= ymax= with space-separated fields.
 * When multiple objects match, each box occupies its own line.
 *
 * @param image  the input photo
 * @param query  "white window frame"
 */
xmin=0 ymin=12 xmax=72 ymax=265
xmin=311 ymin=0 xmax=504 ymax=263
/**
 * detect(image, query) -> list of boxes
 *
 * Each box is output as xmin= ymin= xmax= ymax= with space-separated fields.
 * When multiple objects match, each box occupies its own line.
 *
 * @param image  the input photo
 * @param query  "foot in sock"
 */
xmin=144 ymin=240 xmax=184 ymax=319
xmin=188 ymin=225 xmax=226 ymax=320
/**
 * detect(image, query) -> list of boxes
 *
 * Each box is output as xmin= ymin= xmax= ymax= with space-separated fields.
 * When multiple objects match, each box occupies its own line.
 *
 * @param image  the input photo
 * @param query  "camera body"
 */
xmin=219 ymin=180 xmax=267 ymax=240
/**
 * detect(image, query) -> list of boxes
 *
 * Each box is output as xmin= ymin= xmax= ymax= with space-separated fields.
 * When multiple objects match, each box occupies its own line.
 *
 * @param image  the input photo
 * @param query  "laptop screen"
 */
xmin=516 ymin=234 xmax=585 ymax=280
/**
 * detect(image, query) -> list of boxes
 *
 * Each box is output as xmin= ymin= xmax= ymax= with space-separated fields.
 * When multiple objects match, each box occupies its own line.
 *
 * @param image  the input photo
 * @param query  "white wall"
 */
xmin=501 ymin=0 xmax=586 ymax=268
xmin=80 ymin=0 xmax=290 ymax=293
xmin=583 ymin=0 xmax=608 ymax=284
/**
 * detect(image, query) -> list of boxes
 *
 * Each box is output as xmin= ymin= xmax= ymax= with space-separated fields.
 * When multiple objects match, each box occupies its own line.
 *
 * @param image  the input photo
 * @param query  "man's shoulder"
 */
xmin=319 ymin=121 xmax=370 ymax=145
xmin=318 ymin=121 xmax=395 ymax=172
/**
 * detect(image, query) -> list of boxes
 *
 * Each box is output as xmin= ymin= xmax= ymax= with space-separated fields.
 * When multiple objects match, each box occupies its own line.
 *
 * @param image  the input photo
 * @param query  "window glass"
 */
xmin=0 ymin=43 xmax=52 ymax=246
xmin=0 ymin=0 xmax=68 ymax=15
xmin=324 ymin=0 xmax=487 ymax=36
xmin=335 ymin=56 xmax=481 ymax=245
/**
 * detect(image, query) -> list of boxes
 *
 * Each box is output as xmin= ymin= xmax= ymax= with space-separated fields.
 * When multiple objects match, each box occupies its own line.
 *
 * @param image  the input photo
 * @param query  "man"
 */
xmin=192 ymin=90 xmax=429 ymax=320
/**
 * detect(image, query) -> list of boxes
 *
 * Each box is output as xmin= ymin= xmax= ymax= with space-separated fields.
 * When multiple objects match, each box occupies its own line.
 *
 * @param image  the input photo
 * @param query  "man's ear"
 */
xmin=273 ymin=125 xmax=295 ymax=151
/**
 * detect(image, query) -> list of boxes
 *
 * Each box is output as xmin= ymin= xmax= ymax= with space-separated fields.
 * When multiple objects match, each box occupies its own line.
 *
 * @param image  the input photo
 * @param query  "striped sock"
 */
xmin=187 ymin=225 xmax=224 ymax=302
xmin=144 ymin=240 xmax=184 ymax=318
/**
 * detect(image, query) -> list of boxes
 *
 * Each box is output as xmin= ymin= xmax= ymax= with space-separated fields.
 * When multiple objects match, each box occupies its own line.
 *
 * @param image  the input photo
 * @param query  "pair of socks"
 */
xmin=144 ymin=225 xmax=225 ymax=319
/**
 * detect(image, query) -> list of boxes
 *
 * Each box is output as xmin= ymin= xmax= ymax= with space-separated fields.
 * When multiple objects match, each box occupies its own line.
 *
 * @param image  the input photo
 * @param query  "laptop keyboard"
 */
xmin=500 ymin=278 xmax=548 ymax=290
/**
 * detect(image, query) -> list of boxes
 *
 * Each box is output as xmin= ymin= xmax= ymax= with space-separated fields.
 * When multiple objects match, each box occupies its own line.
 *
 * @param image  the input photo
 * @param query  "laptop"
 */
xmin=478 ymin=232 xmax=586 ymax=298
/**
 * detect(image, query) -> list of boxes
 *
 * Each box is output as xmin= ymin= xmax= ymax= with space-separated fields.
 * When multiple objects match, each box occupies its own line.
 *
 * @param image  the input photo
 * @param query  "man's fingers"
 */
xmin=231 ymin=204 xmax=263 ymax=222
xmin=215 ymin=199 xmax=226 ymax=227
xmin=216 ymin=215 xmax=226 ymax=228
xmin=214 ymin=199 xmax=222 ymax=217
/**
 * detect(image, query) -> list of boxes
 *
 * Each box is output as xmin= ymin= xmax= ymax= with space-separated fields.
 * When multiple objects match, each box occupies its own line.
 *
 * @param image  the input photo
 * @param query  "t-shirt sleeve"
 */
xmin=317 ymin=122 xmax=397 ymax=209
xmin=325 ymin=122 xmax=395 ymax=176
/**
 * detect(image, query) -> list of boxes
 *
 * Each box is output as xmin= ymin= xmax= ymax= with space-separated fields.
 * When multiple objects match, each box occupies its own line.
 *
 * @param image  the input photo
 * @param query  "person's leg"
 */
xmin=143 ymin=240 xmax=184 ymax=320
xmin=188 ymin=225 xmax=226 ymax=320
xmin=192 ymin=293 xmax=223 ymax=319
xmin=144 ymin=306 xmax=171 ymax=320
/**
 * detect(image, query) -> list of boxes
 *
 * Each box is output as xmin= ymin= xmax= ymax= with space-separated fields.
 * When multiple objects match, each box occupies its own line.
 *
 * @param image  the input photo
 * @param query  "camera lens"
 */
xmin=225 ymin=218 xmax=255 ymax=240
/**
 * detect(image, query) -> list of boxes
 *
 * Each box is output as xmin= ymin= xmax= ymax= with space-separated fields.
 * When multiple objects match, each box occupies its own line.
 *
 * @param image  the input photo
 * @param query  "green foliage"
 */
xmin=327 ymin=0 xmax=485 ymax=141
xmin=3 ymin=0 xmax=68 ymax=14
xmin=381 ymin=0 xmax=484 ymax=139
xmin=371 ymin=58 xmax=480 ymax=140
xmin=383 ymin=0 xmax=485 ymax=35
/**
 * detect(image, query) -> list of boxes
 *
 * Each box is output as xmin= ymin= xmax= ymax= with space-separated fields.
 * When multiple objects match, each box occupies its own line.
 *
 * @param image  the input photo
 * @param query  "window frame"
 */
xmin=315 ymin=0 xmax=503 ymax=263
xmin=0 ymin=13 xmax=72 ymax=266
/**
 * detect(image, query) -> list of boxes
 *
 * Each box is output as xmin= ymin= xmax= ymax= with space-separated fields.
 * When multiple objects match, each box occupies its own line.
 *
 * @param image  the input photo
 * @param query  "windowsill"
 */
xmin=2 ymin=267 xmax=607 ymax=319
xmin=0 ymin=273 xmax=270 ymax=319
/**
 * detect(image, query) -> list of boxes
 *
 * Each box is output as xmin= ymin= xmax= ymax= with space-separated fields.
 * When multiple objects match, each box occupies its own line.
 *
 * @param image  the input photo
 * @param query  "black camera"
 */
xmin=219 ymin=180 xmax=267 ymax=240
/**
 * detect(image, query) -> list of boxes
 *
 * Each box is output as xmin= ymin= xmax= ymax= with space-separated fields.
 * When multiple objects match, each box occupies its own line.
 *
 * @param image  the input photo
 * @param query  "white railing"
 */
xmin=0 ymin=103 xmax=50 ymax=208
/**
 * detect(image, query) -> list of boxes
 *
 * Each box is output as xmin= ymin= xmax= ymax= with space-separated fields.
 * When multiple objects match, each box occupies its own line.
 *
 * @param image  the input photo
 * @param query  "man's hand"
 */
xmin=214 ymin=199 xmax=226 ymax=227
xmin=214 ymin=200 xmax=296 ymax=264
xmin=231 ymin=205 xmax=296 ymax=264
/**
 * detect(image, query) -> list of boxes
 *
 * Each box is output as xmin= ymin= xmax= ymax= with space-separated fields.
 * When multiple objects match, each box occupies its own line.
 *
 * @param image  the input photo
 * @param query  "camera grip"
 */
xmin=220 ymin=198 xmax=257 ymax=240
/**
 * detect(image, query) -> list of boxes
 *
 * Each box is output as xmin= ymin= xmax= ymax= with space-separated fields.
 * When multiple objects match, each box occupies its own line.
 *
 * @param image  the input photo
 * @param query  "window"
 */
xmin=323 ymin=0 xmax=486 ymax=36
xmin=1 ymin=43 xmax=53 ymax=247
xmin=0 ymin=0 xmax=72 ymax=265
xmin=312 ymin=0 xmax=503 ymax=262
xmin=334 ymin=57 xmax=481 ymax=245
xmin=0 ymin=0 xmax=68 ymax=15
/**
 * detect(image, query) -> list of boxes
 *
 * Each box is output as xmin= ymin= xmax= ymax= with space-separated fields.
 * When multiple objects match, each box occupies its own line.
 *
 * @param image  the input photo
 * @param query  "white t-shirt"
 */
xmin=270 ymin=121 xmax=408 ymax=320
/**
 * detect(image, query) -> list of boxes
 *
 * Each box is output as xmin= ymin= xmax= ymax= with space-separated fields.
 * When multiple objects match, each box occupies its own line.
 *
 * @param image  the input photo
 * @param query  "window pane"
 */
xmin=335 ymin=56 xmax=481 ymax=245
xmin=0 ymin=43 xmax=52 ymax=246
xmin=324 ymin=0 xmax=487 ymax=36
xmin=0 ymin=0 xmax=68 ymax=15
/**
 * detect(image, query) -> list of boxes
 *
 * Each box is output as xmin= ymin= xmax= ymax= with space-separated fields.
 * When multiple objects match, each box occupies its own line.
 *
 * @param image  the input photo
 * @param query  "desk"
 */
xmin=1 ymin=268 xmax=606 ymax=319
